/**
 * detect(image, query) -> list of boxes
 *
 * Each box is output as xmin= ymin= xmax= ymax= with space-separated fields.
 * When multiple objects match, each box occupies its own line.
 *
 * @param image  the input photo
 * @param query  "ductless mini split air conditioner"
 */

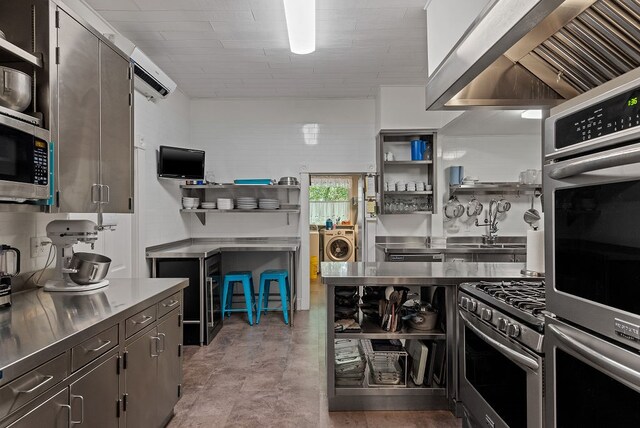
xmin=129 ymin=47 xmax=177 ymax=101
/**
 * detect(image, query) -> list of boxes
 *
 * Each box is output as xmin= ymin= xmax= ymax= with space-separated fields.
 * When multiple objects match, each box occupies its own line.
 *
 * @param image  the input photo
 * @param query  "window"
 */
xmin=309 ymin=176 xmax=353 ymax=225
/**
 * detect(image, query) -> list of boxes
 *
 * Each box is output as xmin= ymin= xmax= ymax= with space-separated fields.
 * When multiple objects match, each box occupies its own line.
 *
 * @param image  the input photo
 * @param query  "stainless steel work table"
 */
xmin=321 ymin=261 xmax=534 ymax=412
xmin=0 ymin=278 xmax=187 ymax=386
xmin=146 ymin=238 xmax=300 ymax=327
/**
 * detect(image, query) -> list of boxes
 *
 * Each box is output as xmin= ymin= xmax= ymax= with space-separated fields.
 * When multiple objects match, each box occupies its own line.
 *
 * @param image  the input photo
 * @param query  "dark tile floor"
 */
xmin=167 ymin=279 xmax=461 ymax=428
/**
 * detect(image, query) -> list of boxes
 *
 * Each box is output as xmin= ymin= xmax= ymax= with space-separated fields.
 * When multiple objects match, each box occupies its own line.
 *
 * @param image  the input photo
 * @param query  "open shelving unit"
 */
xmin=327 ymin=283 xmax=454 ymax=411
xmin=180 ymin=183 xmax=301 ymax=225
xmin=377 ymin=130 xmax=438 ymax=215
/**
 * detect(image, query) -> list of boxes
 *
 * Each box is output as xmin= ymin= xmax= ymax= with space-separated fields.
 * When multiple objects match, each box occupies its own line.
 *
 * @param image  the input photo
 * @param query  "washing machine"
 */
xmin=323 ymin=229 xmax=356 ymax=262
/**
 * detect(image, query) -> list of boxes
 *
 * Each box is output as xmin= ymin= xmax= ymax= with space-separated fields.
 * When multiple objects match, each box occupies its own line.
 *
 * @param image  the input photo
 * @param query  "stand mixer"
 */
xmin=44 ymin=220 xmax=109 ymax=292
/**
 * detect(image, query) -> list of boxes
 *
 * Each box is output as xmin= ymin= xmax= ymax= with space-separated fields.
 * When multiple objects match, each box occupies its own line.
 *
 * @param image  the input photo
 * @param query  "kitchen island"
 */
xmin=322 ymin=261 xmax=533 ymax=412
xmin=0 ymin=278 xmax=187 ymax=428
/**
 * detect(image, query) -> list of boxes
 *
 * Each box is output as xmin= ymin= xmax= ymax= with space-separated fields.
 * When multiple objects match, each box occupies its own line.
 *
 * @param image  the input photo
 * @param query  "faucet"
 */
xmin=475 ymin=199 xmax=499 ymax=245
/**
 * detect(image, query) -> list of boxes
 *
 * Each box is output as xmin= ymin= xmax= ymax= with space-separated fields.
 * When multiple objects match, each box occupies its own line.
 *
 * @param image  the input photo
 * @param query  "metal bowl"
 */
xmin=68 ymin=252 xmax=111 ymax=285
xmin=278 ymin=176 xmax=299 ymax=185
xmin=0 ymin=66 xmax=32 ymax=112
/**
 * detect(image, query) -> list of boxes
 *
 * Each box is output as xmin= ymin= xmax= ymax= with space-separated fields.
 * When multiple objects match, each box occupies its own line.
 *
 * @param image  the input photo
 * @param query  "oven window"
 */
xmin=556 ymin=349 xmax=640 ymax=427
xmin=464 ymin=327 xmax=527 ymax=428
xmin=555 ymin=181 xmax=640 ymax=314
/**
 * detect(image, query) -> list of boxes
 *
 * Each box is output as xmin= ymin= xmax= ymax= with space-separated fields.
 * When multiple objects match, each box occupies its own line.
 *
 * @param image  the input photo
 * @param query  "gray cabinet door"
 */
xmin=8 ymin=388 xmax=69 ymax=428
xmin=56 ymin=9 xmax=100 ymax=213
xmin=157 ymin=310 xmax=182 ymax=425
xmin=69 ymin=354 xmax=119 ymax=427
xmin=125 ymin=329 xmax=158 ymax=428
xmin=100 ymin=43 xmax=133 ymax=213
xmin=473 ymin=253 xmax=516 ymax=263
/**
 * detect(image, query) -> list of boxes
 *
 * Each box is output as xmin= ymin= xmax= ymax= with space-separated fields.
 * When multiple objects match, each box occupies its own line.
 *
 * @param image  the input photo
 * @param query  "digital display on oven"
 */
xmin=555 ymin=85 xmax=640 ymax=150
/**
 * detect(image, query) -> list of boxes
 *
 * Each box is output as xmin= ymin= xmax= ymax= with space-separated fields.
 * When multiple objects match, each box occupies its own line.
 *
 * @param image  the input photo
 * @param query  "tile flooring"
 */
xmin=167 ymin=279 xmax=462 ymax=428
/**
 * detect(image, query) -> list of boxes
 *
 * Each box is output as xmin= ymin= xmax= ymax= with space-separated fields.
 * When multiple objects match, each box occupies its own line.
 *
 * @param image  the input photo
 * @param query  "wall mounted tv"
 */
xmin=157 ymin=146 xmax=205 ymax=179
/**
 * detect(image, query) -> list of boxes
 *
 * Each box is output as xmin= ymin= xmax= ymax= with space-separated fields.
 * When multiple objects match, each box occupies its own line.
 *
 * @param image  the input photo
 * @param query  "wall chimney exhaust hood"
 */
xmin=425 ymin=0 xmax=640 ymax=110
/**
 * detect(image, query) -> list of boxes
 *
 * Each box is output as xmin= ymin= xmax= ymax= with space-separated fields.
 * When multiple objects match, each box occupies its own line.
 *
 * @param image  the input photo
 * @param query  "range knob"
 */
xmin=460 ymin=296 xmax=469 ymax=309
xmin=497 ymin=317 xmax=508 ymax=332
xmin=480 ymin=308 xmax=493 ymax=321
xmin=507 ymin=323 xmax=521 ymax=338
xmin=466 ymin=299 xmax=478 ymax=312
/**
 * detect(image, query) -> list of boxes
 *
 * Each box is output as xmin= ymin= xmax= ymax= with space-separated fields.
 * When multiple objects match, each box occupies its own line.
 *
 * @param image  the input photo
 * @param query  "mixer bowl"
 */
xmin=68 ymin=252 xmax=111 ymax=285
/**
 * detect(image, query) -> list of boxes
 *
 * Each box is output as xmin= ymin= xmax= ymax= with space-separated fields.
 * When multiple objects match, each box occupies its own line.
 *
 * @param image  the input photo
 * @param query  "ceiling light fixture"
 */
xmin=283 ymin=0 xmax=315 ymax=55
xmin=521 ymin=110 xmax=543 ymax=120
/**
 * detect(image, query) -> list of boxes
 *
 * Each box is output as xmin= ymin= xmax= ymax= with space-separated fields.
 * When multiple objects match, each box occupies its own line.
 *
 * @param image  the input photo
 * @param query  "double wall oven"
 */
xmin=544 ymin=67 xmax=640 ymax=426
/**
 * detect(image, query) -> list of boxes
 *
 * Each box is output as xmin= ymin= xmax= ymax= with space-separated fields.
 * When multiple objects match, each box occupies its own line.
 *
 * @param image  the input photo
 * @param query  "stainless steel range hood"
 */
xmin=425 ymin=0 xmax=640 ymax=110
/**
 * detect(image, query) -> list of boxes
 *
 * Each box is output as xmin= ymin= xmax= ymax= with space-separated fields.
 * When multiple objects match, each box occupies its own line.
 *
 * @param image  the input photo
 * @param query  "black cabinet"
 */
xmin=155 ymin=255 xmax=221 ymax=345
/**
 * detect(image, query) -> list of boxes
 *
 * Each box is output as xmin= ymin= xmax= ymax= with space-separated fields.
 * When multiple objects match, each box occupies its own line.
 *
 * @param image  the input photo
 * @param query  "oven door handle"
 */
xmin=549 ymin=145 xmax=640 ymax=179
xmin=548 ymin=324 xmax=640 ymax=392
xmin=460 ymin=310 xmax=539 ymax=371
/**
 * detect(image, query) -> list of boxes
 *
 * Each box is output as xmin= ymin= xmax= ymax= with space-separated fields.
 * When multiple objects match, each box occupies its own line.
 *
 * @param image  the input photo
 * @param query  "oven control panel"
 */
xmin=555 ymin=85 xmax=640 ymax=149
xmin=33 ymin=139 xmax=48 ymax=186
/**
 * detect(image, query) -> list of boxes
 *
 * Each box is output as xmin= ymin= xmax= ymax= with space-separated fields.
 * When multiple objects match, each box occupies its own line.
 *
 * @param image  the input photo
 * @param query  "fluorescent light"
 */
xmin=283 ymin=0 xmax=315 ymax=55
xmin=521 ymin=110 xmax=543 ymax=120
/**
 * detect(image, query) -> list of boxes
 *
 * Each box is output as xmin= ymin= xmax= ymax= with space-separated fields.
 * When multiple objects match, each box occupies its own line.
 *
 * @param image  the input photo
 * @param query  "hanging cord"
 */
xmin=24 ymin=243 xmax=55 ymax=287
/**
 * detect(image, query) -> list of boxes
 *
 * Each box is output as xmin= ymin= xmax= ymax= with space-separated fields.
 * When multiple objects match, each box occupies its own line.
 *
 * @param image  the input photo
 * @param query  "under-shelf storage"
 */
xmin=377 ymin=130 xmax=438 ymax=215
xmin=327 ymin=282 xmax=453 ymax=411
xmin=180 ymin=184 xmax=301 ymax=225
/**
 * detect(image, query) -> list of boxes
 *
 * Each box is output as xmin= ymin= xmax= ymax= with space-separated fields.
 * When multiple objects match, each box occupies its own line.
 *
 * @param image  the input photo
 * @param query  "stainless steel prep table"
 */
xmin=146 ymin=238 xmax=300 ymax=329
xmin=0 ymin=278 xmax=187 ymax=388
xmin=321 ymin=261 xmax=535 ymax=412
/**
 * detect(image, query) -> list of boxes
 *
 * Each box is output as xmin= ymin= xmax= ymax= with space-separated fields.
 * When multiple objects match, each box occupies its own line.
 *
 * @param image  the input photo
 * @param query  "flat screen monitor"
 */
xmin=157 ymin=146 xmax=204 ymax=179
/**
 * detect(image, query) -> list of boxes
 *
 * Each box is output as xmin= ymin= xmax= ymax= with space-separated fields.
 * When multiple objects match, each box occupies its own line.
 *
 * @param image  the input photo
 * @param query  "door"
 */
xmin=100 ymin=43 xmax=133 ymax=214
xmin=124 ymin=328 xmax=158 ymax=428
xmin=56 ymin=9 xmax=100 ymax=213
xmin=7 ymin=388 xmax=69 ymax=428
xmin=69 ymin=354 xmax=119 ymax=427
xmin=157 ymin=310 xmax=182 ymax=426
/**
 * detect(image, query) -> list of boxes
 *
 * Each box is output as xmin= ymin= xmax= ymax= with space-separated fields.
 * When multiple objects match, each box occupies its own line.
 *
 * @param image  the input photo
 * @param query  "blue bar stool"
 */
xmin=222 ymin=271 xmax=256 ymax=325
xmin=256 ymin=269 xmax=290 ymax=325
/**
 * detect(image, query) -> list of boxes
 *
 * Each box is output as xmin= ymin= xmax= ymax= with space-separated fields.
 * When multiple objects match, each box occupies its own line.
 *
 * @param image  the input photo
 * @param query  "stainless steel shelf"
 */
xmin=382 ymin=211 xmax=433 ymax=215
xmin=335 ymin=386 xmax=446 ymax=396
xmin=450 ymin=182 xmax=542 ymax=195
xmin=0 ymin=38 xmax=43 ymax=67
xmin=336 ymin=319 xmax=446 ymax=340
xmin=181 ymin=207 xmax=300 ymax=213
xmin=384 ymin=161 xmax=432 ymax=165
xmin=384 ymin=191 xmax=432 ymax=195
xmin=181 ymin=184 xmax=300 ymax=190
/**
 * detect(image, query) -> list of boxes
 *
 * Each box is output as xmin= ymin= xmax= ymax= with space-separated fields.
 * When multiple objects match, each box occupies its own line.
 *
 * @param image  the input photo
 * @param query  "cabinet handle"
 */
xmin=151 ymin=336 xmax=161 ymax=357
xmin=70 ymin=394 xmax=84 ymax=425
xmin=132 ymin=315 xmax=153 ymax=325
xmin=61 ymin=404 xmax=72 ymax=428
xmin=102 ymin=184 xmax=110 ymax=203
xmin=86 ymin=339 xmax=111 ymax=353
xmin=15 ymin=374 xmax=53 ymax=394
xmin=162 ymin=300 xmax=179 ymax=308
xmin=91 ymin=184 xmax=101 ymax=204
xmin=158 ymin=333 xmax=166 ymax=353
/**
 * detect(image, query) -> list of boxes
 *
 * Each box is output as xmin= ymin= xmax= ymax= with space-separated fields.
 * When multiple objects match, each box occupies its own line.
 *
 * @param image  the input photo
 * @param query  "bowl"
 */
xmin=68 ymin=252 xmax=111 ymax=285
xmin=0 ymin=66 xmax=32 ymax=112
xmin=278 ymin=176 xmax=299 ymax=185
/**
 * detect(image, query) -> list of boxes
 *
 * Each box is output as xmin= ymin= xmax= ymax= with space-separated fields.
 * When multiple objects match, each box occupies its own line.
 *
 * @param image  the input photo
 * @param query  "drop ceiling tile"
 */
xmin=221 ymin=40 xmax=289 ymax=49
xmin=159 ymin=31 xmax=223 ymax=40
xmin=112 ymin=21 xmax=213 ymax=32
xmin=197 ymin=0 xmax=252 ymax=10
xmin=133 ymin=0 xmax=202 ymax=10
xmin=119 ymin=31 xmax=165 ymax=41
xmin=317 ymin=0 xmax=369 ymax=9
xmin=365 ymin=0 xmax=427 ymax=7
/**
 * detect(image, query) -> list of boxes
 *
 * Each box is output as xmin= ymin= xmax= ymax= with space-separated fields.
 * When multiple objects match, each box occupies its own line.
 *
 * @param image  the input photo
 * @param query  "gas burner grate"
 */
xmin=473 ymin=281 xmax=546 ymax=318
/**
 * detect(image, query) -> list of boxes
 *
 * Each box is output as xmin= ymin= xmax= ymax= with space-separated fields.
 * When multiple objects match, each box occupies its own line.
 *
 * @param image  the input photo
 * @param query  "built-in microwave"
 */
xmin=0 ymin=122 xmax=50 ymax=202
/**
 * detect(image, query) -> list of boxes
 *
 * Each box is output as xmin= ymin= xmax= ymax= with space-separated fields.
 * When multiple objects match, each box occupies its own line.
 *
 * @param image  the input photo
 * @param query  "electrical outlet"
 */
xmin=31 ymin=237 xmax=51 ymax=258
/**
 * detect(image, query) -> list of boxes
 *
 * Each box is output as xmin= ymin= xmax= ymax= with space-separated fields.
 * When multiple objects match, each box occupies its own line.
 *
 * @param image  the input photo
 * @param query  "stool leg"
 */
xmin=279 ymin=278 xmax=289 ymax=325
xmin=264 ymin=280 xmax=272 ymax=312
xmin=222 ymin=279 xmax=229 ymax=318
xmin=242 ymin=278 xmax=254 ymax=326
xmin=257 ymin=276 xmax=265 ymax=324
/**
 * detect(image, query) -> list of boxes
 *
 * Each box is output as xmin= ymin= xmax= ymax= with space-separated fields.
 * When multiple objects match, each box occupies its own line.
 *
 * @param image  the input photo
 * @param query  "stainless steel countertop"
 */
xmin=321 ymin=262 xmax=535 ymax=285
xmin=0 ymin=278 xmax=187 ymax=386
xmin=376 ymin=243 xmax=526 ymax=254
xmin=145 ymin=238 xmax=301 ymax=259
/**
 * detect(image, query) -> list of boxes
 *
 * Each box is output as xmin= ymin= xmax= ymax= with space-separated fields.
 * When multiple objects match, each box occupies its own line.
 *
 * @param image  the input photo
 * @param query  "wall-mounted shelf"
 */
xmin=384 ymin=191 xmax=433 ymax=196
xmin=0 ymin=38 xmax=43 ymax=67
xmin=384 ymin=160 xmax=433 ymax=165
xmin=450 ymin=182 xmax=542 ymax=196
xmin=180 ymin=184 xmax=300 ymax=190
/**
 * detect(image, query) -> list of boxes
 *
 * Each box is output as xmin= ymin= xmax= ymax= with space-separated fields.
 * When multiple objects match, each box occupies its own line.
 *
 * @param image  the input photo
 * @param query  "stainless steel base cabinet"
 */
xmin=69 ymin=354 xmax=120 ymax=427
xmin=124 ymin=307 xmax=183 ymax=427
xmin=7 ymin=389 xmax=69 ymax=428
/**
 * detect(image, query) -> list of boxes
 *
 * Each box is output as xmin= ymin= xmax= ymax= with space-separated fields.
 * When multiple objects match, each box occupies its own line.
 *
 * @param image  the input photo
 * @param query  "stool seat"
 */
xmin=256 ymin=269 xmax=290 ymax=325
xmin=222 ymin=271 xmax=256 ymax=326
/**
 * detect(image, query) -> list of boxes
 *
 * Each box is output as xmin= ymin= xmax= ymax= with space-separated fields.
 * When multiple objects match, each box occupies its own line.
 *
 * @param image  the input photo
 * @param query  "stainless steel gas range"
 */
xmin=458 ymin=281 xmax=545 ymax=428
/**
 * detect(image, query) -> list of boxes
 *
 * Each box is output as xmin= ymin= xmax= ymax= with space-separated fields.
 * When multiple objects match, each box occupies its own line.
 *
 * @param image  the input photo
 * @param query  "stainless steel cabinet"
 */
xmin=7 ymin=388 xmax=69 ymax=428
xmin=69 ymin=354 xmax=120 ymax=427
xmin=124 ymin=328 xmax=158 ymax=427
xmin=157 ymin=310 xmax=182 ymax=426
xmin=55 ymin=8 xmax=133 ymax=213
xmin=474 ymin=253 xmax=516 ymax=263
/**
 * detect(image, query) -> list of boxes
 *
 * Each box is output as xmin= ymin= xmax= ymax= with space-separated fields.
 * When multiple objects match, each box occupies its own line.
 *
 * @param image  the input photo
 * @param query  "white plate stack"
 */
xmin=217 ymin=198 xmax=234 ymax=210
xmin=237 ymin=197 xmax=258 ymax=210
xmin=259 ymin=198 xmax=280 ymax=210
xmin=201 ymin=201 xmax=217 ymax=209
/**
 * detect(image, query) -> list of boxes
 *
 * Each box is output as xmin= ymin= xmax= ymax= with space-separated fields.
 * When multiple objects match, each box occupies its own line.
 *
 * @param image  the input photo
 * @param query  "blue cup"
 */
xmin=450 ymin=166 xmax=464 ymax=185
xmin=411 ymin=140 xmax=423 ymax=160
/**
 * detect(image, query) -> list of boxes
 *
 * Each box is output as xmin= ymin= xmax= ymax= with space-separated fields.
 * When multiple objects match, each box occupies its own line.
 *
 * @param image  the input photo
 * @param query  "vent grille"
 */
xmin=133 ymin=63 xmax=169 ymax=96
